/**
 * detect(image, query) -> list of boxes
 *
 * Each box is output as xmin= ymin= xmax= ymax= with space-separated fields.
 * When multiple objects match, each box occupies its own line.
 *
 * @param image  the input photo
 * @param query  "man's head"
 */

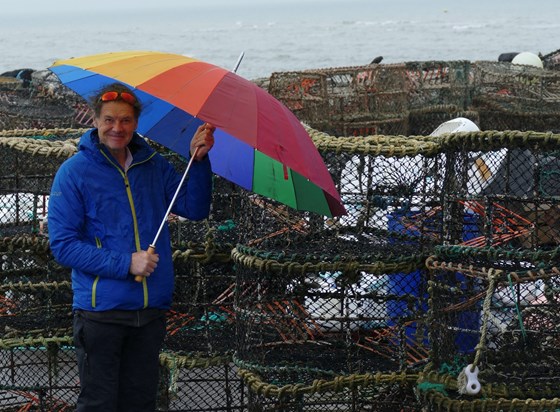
xmin=92 ymin=83 xmax=141 ymax=156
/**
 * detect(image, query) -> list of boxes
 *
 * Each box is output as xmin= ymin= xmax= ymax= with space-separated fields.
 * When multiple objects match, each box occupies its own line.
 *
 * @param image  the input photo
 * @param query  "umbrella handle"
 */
xmin=134 ymin=245 xmax=156 ymax=283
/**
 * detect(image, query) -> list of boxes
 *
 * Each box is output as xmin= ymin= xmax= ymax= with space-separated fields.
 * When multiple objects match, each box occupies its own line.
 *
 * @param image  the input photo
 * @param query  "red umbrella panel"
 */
xmin=49 ymin=51 xmax=345 ymax=217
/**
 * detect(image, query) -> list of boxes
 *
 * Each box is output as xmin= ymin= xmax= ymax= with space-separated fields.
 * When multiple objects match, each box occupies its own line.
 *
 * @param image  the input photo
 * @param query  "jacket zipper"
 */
xmin=100 ymin=149 xmax=157 ymax=309
xmin=91 ymin=237 xmax=102 ymax=308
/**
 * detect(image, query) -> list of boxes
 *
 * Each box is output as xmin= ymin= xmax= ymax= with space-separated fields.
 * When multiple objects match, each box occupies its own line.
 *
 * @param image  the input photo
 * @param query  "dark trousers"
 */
xmin=73 ymin=313 xmax=166 ymax=412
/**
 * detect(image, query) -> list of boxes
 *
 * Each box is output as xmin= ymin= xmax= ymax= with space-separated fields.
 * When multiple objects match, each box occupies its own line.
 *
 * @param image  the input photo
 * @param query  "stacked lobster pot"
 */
xmin=419 ymin=130 xmax=560 ymax=411
xmin=268 ymin=63 xmax=410 ymax=137
xmin=0 ymin=130 xmax=249 ymax=412
xmin=233 ymin=128 xmax=448 ymax=411
xmin=158 ymin=173 xmax=248 ymax=411
xmin=405 ymin=60 xmax=476 ymax=136
xmin=0 ymin=71 xmax=85 ymax=131
xmin=0 ymin=129 xmax=79 ymax=410
xmin=471 ymin=60 xmax=560 ymax=132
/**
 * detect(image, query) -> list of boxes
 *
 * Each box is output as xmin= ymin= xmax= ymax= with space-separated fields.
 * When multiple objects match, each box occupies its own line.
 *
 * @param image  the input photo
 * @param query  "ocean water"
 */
xmin=1 ymin=0 xmax=559 ymax=81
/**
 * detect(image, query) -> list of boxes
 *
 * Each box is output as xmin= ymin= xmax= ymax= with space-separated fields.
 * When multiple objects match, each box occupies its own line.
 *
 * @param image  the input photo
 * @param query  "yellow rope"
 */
xmin=2 ymin=127 xmax=560 ymax=161
xmin=238 ymin=368 xmax=418 ymax=398
xmin=231 ymin=247 xmax=422 ymax=276
xmin=426 ymin=256 xmax=560 ymax=284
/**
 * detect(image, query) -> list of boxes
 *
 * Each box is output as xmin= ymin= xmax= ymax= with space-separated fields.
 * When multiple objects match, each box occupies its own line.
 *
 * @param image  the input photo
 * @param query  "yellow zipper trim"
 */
xmin=100 ymin=149 xmax=157 ymax=308
xmin=92 ymin=237 xmax=102 ymax=308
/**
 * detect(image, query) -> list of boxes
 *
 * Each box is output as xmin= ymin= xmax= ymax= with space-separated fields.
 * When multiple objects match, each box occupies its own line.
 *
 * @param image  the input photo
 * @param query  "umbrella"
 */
xmin=49 ymin=50 xmax=345 ymax=218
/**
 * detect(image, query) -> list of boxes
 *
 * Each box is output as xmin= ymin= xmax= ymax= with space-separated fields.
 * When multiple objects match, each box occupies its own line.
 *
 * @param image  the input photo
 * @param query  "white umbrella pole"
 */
xmin=134 ymin=146 xmax=200 ymax=282
xmin=149 ymin=146 xmax=200 ymax=251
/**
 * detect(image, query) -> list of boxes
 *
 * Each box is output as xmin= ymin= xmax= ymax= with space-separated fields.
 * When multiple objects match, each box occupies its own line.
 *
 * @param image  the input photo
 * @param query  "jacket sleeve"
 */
xmin=166 ymin=155 xmax=213 ymax=220
xmin=48 ymin=161 xmax=132 ymax=280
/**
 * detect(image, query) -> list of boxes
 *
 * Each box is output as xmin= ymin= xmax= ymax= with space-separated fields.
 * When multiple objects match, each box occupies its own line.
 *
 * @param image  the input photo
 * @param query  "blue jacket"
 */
xmin=48 ymin=129 xmax=212 ymax=311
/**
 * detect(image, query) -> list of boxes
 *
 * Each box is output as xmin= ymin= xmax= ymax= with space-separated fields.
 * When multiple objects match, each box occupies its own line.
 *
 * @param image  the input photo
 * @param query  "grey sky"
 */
xmin=4 ymin=0 xmax=337 ymax=14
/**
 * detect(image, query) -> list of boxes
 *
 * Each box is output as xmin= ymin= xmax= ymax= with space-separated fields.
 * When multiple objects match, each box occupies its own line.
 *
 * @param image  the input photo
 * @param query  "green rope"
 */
xmin=507 ymin=273 xmax=528 ymax=342
xmin=434 ymin=244 xmax=560 ymax=264
xmin=417 ymin=381 xmax=448 ymax=396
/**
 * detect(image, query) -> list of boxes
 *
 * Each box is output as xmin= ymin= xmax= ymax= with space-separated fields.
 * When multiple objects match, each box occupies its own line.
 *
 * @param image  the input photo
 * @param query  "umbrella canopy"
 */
xmin=49 ymin=50 xmax=345 ymax=217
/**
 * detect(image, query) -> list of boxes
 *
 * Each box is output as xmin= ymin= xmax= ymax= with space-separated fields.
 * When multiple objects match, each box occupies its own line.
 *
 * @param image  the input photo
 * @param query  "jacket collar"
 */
xmin=78 ymin=129 xmax=155 ymax=165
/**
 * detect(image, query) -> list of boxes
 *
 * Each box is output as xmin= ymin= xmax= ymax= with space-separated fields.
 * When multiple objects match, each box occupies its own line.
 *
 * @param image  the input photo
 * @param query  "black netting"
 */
xmin=2 ymin=56 xmax=560 ymax=410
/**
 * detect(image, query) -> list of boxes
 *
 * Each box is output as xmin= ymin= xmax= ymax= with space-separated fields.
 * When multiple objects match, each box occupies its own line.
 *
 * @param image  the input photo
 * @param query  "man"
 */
xmin=48 ymin=83 xmax=214 ymax=411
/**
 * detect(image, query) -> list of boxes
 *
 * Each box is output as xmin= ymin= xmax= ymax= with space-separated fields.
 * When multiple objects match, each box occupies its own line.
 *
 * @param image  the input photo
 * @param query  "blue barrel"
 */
xmin=386 ymin=209 xmax=480 ymax=353
xmin=386 ymin=209 xmax=429 ymax=344
xmin=454 ymin=212 xmax=480 ymax=353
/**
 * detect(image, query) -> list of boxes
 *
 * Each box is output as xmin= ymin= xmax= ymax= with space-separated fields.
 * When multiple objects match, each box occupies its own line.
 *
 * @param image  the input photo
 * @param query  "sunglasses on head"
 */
xmin=100 ymin=91 xmax=137 ymax=105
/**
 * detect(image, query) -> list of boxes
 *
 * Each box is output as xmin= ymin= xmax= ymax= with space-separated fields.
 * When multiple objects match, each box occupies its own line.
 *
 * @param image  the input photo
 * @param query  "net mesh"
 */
xmin=1 ymin=58 xmax=560 ymax=411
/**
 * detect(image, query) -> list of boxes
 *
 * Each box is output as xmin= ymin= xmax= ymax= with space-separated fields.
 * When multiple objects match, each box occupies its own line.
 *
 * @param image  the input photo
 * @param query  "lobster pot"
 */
xmin=425 ymin=247 xmax=560 ymax=402
xmin=164 ymin=242 xmax=237 ymax=356
xmin=268 ymin=64 xmax=409 ymax=136
xmin=0 ymin=96 xmax=75 ymax=131
xmin=475 ymin=99 xmax=560 ymax=132
xmin=438 ymin=132 xmax=560 ymax=250
xmin=310 ymin=133 xmax=449 ymax=238
xmin=157 ymin=353 xmax=247 ymax=412
xmin=0 ymin=339 xmax=78 ymax=411
xmin=0 ymin=83 xmax=75 ymax=131
xmin=320 ymin=65 xmax=408 ymax=122
xmin=267 ymin=71 xmax=328 ymax=123
xmin=0 ymin=130 xmax=80 ymax=236
xmin=472 ymin=61 xmax=560 ymax=132
xmin=404 ymin=60 xmax=474 ymax=138
xmin=0 ymin=235 xmax=72 ymax=336
xmin=404 ymin=61 xmax=472 ymax=112
xmin=0 ymin=70 xmax=89 ymax=131
xmin=240 ymin=369 xmax=421 ymax=412
xmin=543 ymin=48 xmax=560 ymax=71
xmin=233 ymin=227 xmax=430 ymax=388
xmin=419 ymin=387 xmax=560 ymax=412
xmin=419 ymin=132 xmax=560 ymax=401
xmin=207 ymin=131 xmax=448 ymax=252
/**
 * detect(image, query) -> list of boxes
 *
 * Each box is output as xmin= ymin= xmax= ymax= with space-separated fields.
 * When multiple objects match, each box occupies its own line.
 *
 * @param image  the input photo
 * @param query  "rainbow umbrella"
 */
xmin=49 ymin=50 xmax=345 ymax=217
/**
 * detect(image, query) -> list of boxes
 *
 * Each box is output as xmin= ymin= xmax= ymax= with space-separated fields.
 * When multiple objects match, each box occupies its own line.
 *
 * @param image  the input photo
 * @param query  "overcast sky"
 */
xmin=4 ymin=0 xmax=339 ymax=14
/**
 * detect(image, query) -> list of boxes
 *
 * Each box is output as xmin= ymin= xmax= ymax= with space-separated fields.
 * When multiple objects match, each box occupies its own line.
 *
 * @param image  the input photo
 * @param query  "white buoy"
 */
xmin=429 ymin=117 xmax=480 ymax=137
xmin=512 ymin=52 xmax=543 ymax=68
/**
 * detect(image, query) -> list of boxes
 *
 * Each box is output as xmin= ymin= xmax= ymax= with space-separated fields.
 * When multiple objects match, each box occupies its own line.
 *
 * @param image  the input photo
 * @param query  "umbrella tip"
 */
xmin=232 ymin=52 xmax=245 ymax=73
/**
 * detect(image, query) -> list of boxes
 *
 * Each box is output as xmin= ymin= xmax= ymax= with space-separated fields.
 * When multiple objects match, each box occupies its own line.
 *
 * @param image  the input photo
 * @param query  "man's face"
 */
xmin=94 ymin=101 xmax=138 ymax=154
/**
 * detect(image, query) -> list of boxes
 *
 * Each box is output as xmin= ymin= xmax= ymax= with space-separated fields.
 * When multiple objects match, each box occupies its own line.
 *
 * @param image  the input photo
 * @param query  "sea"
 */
xmin=1 ymin=0 xmax=559 ymax=81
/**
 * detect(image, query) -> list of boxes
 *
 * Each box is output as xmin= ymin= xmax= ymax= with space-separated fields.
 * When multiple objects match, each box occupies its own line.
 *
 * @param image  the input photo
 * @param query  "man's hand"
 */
xmin=190 ymin=123 xmax=215 ymax=160
xmin=130 ymin=250 xmax=159 ymax=278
